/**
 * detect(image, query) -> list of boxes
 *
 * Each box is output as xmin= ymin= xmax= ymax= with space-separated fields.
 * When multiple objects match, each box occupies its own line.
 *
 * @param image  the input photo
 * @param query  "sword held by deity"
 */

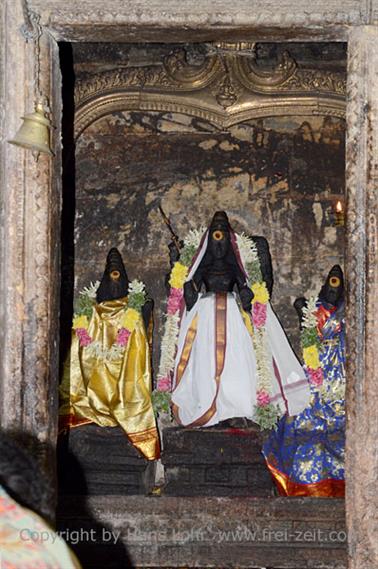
xmin=158 ymin=205 xmax=182 ymax=253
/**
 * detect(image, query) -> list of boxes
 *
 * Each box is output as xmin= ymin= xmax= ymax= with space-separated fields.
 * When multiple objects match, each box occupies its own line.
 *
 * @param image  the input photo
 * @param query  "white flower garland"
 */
xmin=85 ymin=342 xmax=125 ymax=361
xmin=73 ymin=278 xmax=147 ymax=362
xmin=301 ymin=295 xmax=345 ymax=404
xmin=302 ymin=296 xmax=318 ymax=330
xmin=156 ymin=228 xmax=203 ymax=386
xmin=236 ymin=233 xmax=274 ymax=402
xmin=157 ymin=312 xmax=180 ymax=379
xmin=236 ymin=232 xmax=257 ymax=266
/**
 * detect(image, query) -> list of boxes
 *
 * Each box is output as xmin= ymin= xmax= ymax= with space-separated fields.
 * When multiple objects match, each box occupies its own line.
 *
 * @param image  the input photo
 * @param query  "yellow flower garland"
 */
xmin=251 ymin=282 xmax=269 ymax=305
xmin=169 ymin=262 xmax=188 ymax=289
xmin=73 ymin=315 xmax=89 ymax=330
xmin=303 ymin=344 xmax=321 ymax=370
xmin=121 ymin=307 xmax=140 ymax=331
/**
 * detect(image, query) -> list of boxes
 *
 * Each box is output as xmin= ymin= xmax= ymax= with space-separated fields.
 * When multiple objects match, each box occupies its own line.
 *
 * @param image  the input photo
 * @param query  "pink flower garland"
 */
xmin=76 ymin=326 xmax=132 ymax=349
xmin=307 ymin=366 xmax=324 ymax=387
xmin=167 ymin=287 xmax=183 ymax=315
xmin=252 ymin=302 xmax=267 ymax=328
xmin=117 ymin=327 xmax=131 ymax=347
xmin=256 ymin=389 xmax=271 ymax=406
xmin=157 ymin=376 xmax=172 ymax=392
xmin=75 ymin=328 xmax=92 ymax=347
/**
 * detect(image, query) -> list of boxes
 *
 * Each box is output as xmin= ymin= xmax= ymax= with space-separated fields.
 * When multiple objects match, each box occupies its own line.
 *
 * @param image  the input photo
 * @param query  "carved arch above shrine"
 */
xmin=74 ymin=46 xmax=346 ymax=138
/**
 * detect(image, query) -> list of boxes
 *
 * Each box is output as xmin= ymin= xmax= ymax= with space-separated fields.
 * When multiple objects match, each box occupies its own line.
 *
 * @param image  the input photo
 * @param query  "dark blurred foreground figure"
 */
xmin=263 ymin=265 xmax=346 ymax=497
xmin=0 ymin=432 xmax=81 ymax=568
xmin=59 ymin=247 xmax=160 ymax=460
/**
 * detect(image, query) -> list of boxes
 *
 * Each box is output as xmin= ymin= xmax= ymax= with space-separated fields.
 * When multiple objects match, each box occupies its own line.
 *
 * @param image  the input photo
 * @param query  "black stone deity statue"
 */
xmin=169 ymin=211 xmax=273 ymax=307
xmin=169 ymin=211 xmax=309 ymax=429
xmin=294 ymin=264 xmax=345 ymax=326
xmin=96 ymin=247 xmax=153 ymax=329
xmin=263 ymin=264 xmax=346 ymax=496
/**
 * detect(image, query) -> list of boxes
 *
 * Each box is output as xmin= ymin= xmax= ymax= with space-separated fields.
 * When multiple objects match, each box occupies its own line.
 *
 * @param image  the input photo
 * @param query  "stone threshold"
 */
xmin=57 ymin=495 xmax=347 ymax=569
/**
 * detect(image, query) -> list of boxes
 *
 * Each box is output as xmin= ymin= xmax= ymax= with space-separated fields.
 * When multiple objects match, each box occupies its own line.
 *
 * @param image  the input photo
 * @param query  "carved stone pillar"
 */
xmin=0 ymin=0 xmax=62 ymax=494
xmin=345 ymin=25 xmax=378 ymax=569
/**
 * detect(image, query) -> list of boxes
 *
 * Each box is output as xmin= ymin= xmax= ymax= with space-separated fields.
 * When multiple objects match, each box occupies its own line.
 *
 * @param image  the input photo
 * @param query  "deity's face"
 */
xmin=320 ymin=264 xmax=344 ymax=306
xmin=208 ymin=223 xmax=231 ymax=260
xmin=96 ymin=248 xmax=129 ymax=303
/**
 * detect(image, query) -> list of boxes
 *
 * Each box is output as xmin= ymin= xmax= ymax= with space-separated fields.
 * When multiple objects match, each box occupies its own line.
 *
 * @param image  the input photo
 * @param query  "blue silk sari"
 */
xmin=263 ymin=300 xmax=345 ymax=496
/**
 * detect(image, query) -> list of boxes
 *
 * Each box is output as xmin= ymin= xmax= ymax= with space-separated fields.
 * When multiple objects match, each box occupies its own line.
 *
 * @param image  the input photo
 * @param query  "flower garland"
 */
xmin=153 ymin=228 xmax=204 ymax=414
xmin=301 ymin=296 xmax=345 ymax=405
xmin=236 ymin=233 xmax=280 ymax=430
xmin=72 ymin=279 xmax=147 ymax=361
xmin=300 ymin=296 xmax=324 ymax=390
xmin=154 ymin=229 xmax=280 ymax=429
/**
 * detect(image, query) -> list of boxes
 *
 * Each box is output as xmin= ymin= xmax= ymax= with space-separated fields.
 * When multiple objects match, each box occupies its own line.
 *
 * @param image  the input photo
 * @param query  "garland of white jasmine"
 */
xmin=154 ymin=229 xmax=281 ymax=430
xmin=236 ymin=233 xmax=281 ymax=430
xmin=152 ymin=228 xmax=205 ymax=414
xmin=72 ymin=279 xmax=148 ymax=361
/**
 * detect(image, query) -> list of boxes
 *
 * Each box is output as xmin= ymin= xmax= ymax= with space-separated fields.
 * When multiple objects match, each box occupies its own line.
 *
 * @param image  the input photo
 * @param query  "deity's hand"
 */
xmin=239 ymin=286 xmax=254 ymax=313
xmin=168 ymin=240 xmax=183 ymax=267
xmin=184 ymin=280 xmax=199 ymax=311
xmin=293 ymin=297 xmax=307 ymax=327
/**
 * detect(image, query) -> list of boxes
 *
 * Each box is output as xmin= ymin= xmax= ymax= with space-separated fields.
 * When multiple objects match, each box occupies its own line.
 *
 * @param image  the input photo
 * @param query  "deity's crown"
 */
xmin=209 ymin=211 xmax=230 ymax=229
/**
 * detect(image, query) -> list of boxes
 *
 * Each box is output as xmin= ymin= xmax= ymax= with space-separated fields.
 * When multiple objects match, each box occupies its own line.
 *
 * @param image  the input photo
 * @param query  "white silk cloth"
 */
xmin=171 ymin=293 xmax=310 ymax=427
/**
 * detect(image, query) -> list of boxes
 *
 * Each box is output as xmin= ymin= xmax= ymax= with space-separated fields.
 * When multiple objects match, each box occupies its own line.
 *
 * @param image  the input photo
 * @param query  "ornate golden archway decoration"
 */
xmin=74 ymin=45 xmax=346 ymax=138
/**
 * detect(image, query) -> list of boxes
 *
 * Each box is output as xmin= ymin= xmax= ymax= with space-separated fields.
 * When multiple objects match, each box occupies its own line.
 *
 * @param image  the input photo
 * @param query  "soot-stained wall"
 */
xmin=72 ymin=110 xmax=345 ymax=365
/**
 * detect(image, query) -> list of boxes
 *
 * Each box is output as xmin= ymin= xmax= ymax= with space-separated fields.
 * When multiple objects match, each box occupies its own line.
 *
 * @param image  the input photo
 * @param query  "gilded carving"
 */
xmin=163 ymin=47 xmax=223 ymax=88
xmin=213 ymin=74 xmax=241 ymax=108
xmin=74 ymin=45 xmax=346 ymax=137
xmin=234 ymin=49 xmax=297 ymax=90
xmin=75 ymin=45 xmax=346 ymax=104
xmin=75 ymin=66 xmax=177 ymax=104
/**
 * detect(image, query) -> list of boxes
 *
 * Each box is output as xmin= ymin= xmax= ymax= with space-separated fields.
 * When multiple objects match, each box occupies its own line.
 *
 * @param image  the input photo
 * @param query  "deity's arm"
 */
xmin=184 ymin=268 xmax=202 ymax=311
xmin=142 ymin=298 xmax=154 ymax=332
xmin=252 ymin=236 xmax=273 ymax=297
xmin=165 ymin=239 xmax=184 ymax=293
xmin=293 ymin=296 xmax=307 ymax=328
xmin=168 ymin=239 xmax=184 ymax=268
xmin=235 ymin=269 xmax=254 ymax=313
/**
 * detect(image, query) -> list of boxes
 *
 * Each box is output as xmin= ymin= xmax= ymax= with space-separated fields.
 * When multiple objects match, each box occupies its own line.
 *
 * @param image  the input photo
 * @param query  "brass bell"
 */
xmin=8 ymin=101 xmax=53 ymax=156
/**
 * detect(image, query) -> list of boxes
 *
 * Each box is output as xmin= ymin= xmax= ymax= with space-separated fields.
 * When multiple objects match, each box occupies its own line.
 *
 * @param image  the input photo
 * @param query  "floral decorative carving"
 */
xmin=75 ymin=46 xmax=346 ymax=110
xmin=213 ymin=75 xmax=240 ymax=108
xmin=74 ymin=44 xmax=347 ymax=137
xmin=163 ymin=47 xmax=222 ymax=88
xmin=235 ymin=50 xmax=297 ymax=90
xmin=283 ymin=69 xmax=346 ymax=95
xmin=75 ymin=66 xmax=177 ymax=104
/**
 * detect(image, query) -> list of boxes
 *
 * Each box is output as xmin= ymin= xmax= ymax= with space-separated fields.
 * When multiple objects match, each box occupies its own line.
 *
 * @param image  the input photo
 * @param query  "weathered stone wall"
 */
xmin=72 ymin=110 xmax=345 ymax=366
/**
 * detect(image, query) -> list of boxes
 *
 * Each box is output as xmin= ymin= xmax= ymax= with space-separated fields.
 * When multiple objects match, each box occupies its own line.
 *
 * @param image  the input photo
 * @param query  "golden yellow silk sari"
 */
xmin=59 ymin=297 xmax=160 ymax=460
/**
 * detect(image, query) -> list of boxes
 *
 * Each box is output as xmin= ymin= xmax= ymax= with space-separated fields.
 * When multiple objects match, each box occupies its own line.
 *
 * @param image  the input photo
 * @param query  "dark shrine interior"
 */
xmin=56 ymin=41 xmax=347 ymax=569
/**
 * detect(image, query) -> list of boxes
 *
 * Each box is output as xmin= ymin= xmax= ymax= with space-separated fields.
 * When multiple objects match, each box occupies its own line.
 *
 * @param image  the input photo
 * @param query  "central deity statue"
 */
xmin=168 ymin=211 xmax=310 ymax=428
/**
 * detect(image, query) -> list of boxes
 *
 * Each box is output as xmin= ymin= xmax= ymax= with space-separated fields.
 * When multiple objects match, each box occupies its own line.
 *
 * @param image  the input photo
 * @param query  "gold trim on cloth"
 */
xmin=267 ymin=463 xmax=345 ymax=497
xmin=172 ymin=314 xmax=199 ymax=424
xmin=59 ymin=297 xmax=160 ymax=460
xmin=176 ymin=314 xmax=199 ymax=386
xmin=173 ymin=292 xmax=227 ymax=427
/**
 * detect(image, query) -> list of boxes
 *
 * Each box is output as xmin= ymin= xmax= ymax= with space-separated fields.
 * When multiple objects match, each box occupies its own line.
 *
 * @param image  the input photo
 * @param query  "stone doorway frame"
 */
xmin=1 ymin=2 xmax=377 ymax=567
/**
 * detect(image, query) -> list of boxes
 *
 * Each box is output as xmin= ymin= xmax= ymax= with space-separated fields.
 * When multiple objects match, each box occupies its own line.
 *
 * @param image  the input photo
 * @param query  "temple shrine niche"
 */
xmin=57 ymin=41 xmax=347 ymax=568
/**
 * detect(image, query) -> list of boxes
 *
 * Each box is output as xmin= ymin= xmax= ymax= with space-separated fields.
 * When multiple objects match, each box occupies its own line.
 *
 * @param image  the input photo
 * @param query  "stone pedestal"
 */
xmin=57 ymin=424 xmax=156 ymax=496
xmin=162 ymin=426 xmax=274 ymax=497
